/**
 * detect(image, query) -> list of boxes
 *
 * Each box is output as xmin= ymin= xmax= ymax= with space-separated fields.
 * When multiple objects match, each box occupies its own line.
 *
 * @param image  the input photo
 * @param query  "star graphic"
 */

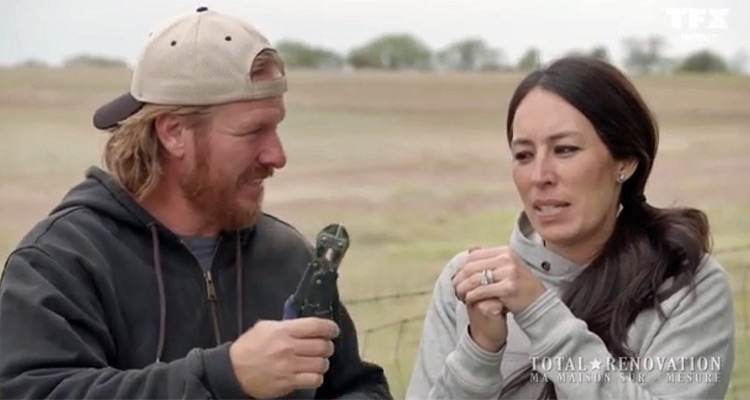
xmin=590 ymin=358 xmax=602 ymax=371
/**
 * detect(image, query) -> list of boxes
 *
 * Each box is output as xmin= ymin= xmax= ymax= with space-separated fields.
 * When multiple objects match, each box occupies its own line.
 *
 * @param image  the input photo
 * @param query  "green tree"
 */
xmin=622 ymin=35 xmax=666 ymax=75
xmin=590 ymin=45 xmax=610 ymax=63
xmin=437 ymin=37 xmax=505 ymax=71
xmin=18 ymin=59 xmax=49 ymax=68
xmin=676 ymin=49 xmax=730 ymax=74
xmin=275 ymin=40 xmax=344 ymax=69
xmin=347 ymin=34 xmax=432 ymax=70
xmin=564 ymin=46 xmax=610 ymax=63
xmin=63 ymin=54 xmax=128 ymax=68
xmin=517 ymin=47 xmax=541 ymax=71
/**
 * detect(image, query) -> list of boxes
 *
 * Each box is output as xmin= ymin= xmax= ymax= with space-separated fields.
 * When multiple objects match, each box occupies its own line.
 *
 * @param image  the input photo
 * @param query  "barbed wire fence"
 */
xmin=342 ymin=244 xmax=750 ymax=398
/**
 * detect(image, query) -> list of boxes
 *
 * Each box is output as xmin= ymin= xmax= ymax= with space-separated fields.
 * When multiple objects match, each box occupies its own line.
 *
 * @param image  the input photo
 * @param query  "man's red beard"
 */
xmin=179 ymin=139 xmax=271 ymax=231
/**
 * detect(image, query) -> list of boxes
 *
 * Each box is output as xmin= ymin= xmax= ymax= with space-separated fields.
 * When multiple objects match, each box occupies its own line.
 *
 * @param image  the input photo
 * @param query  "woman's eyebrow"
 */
xmin=511 ymin=131 xmax=580 ymax=147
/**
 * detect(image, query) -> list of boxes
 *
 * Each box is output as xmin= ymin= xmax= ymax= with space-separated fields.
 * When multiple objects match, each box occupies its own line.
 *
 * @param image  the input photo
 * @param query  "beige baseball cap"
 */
xmin=93 ymin=6 xmax=287 ymax=130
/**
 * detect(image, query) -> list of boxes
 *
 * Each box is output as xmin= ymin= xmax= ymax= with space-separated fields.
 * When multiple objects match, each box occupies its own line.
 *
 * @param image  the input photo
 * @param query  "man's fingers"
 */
xmin=294 ymin=338 xmax=335 ymax=358
xmin=284 ymin=318 xmax=340 ymax=340
xmin=293 ymin=356 xmax=330 ymax=375
xmin=292 ymin=372 xmax=325 ymax=390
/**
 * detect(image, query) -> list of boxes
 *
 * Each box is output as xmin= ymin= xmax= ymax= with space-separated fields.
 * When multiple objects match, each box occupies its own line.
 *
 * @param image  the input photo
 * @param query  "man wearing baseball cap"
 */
xmin=0 ymin=7 xmax=391 ymax=399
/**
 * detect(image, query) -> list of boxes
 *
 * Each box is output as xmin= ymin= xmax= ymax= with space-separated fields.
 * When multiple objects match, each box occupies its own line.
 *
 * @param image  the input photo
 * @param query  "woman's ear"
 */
xmin=154 ymin=114 xmax=187 ymax=159
xmin=616 ymin=157 xmax=640 ymax=182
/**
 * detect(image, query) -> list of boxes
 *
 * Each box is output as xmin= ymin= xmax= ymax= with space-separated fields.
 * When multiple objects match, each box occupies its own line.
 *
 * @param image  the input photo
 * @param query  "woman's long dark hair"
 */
xmin=501 ymin=56 xmax=711 ymax=399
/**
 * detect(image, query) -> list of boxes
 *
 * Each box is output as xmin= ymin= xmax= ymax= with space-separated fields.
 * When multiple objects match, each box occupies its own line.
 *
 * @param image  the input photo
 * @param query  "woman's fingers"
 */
xmin=452 ymin=253 xmax=513 ymax=287
xmin=465 ymin=280 xmax=514 ymax=305
xmin=475 ymin=298 xmax=506 ymax=318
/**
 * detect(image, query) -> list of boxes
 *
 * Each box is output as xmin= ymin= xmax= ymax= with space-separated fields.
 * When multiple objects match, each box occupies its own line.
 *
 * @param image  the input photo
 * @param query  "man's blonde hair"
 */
xmin=102 ymin=49 xmax=285 ymax=199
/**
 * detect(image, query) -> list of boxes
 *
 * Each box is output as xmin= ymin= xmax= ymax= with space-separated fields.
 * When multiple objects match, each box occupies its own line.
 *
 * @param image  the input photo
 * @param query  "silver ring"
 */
xmin=480 ymin=269 xmax=494 ymax=285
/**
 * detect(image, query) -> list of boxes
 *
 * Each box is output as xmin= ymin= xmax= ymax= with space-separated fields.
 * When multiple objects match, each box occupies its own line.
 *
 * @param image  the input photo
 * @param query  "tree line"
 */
xmin=275 ymin=33 xmax=747 ymax=75
xmin=19 ymin=34 xmax=747 ymax=76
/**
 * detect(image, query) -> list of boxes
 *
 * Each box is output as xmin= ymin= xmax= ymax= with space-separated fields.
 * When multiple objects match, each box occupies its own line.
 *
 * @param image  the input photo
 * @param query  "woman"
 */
xmin=405 ymin=56 xmax=735 ymax=400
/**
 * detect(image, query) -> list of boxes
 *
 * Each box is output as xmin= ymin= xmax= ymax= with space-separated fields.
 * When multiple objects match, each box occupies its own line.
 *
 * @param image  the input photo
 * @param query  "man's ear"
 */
xmin=154 ymin=114 xmax=187 ymax=159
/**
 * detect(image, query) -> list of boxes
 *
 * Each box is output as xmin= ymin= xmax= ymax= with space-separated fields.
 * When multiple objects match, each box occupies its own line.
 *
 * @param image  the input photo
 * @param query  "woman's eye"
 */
xmin=555 ymin=146 xmax=579 ymax=155
xmin=514 ymin=151 xmax=532 ymax=162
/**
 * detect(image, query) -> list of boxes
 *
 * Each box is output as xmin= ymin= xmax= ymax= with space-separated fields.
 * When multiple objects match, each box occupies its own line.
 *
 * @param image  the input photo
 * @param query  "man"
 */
xmin=0 ymin=7 xmax=391 ymax=399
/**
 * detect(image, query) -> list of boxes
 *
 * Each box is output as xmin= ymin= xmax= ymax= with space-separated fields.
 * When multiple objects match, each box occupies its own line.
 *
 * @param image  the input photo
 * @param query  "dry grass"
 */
xmin=1 ymin=66 xmax=749 ymax=398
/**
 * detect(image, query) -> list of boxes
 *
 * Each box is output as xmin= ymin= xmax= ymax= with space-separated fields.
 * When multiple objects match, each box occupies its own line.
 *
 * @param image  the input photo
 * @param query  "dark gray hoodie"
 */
xmin=406 ymin=212 xmax=734 ymax=399
xmin=0 ymin=166 xmax=391 ymax=399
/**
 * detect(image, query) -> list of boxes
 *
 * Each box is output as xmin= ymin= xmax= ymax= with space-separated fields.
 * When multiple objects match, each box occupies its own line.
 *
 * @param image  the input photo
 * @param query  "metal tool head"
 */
xmin=315 ymin=223 xmax=350 ymax=270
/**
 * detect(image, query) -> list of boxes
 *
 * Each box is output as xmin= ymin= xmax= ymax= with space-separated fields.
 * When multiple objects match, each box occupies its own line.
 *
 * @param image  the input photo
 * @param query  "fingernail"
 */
xmin=491 ymin=309 xmax=501 ymax=316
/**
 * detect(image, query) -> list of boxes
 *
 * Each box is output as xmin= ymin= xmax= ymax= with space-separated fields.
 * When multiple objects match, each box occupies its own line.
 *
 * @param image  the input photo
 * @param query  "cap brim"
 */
xmin=93 ymin=93 xmax=144 ymax=131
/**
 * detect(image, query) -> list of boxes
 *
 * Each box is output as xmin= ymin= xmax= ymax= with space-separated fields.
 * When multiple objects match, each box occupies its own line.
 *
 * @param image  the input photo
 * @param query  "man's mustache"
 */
xmin=237 ymin=167 xmax=274 ymax=184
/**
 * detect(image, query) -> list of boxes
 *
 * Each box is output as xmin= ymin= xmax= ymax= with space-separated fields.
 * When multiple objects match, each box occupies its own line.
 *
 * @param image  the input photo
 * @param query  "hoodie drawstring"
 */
xmin=148 ymin=224 xmax=245 ymax=363
xmin=236 ymin=232 xmax=244 ymax=336
xmin=149 ymin=223 xmax=167 ymax=364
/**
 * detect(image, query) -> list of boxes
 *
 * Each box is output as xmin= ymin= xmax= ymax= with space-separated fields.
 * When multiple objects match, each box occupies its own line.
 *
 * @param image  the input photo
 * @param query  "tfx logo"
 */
xmin=665 ymin=8 xmax=729 ymax=42
xmin=666 ymin=8 xmax=729 ymax=30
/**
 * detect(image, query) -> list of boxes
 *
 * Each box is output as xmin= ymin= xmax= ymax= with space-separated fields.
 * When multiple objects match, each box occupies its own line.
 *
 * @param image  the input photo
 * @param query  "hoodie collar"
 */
xmin=509 ymin=212 xmax=584 ymax=280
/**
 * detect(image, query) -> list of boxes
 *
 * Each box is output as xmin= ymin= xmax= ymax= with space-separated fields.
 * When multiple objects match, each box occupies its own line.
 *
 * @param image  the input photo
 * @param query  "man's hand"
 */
xmin=229 ymin=317 xmax=340 ymax=399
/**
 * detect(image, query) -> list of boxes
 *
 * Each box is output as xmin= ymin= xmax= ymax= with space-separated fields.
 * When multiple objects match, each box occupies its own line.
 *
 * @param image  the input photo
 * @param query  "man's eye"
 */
xmin=243 ymin=128 xmax=264 ymax=136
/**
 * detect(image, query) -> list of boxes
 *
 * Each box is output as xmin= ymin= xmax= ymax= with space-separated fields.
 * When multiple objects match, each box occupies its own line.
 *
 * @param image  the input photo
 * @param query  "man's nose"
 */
xmin=258 ymin=131 xmax=287 ymax=170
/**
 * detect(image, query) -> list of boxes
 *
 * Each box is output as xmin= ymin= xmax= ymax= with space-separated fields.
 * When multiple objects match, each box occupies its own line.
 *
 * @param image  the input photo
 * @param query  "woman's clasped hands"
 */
xmin=451 ymin=246 xmax=547 ymax=352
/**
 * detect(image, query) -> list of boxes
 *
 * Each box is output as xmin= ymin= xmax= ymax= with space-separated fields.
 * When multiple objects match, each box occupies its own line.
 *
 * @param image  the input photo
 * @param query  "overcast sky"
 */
xmin=2 ymin=0 xmax=748 ymax=71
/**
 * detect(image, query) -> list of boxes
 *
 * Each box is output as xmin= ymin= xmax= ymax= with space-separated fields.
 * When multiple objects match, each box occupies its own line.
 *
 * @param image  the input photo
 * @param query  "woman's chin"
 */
xmin=534 ymin=225 xmax=577 ymax=247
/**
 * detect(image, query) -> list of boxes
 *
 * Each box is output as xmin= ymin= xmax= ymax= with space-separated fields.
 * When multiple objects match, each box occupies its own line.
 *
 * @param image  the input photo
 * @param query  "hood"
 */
xmin=51 ymin=166 xmax=256 ymax=242
xmin=52 ymin=166 xmax=162 ymax=232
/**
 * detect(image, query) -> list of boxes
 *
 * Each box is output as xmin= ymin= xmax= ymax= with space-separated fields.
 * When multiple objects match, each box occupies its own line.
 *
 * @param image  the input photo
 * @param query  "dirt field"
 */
xmin=1 ymin=66 xmax=749 ymax=398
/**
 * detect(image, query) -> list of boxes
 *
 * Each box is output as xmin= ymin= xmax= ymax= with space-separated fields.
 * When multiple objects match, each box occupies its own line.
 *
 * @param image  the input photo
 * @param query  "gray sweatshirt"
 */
xmin=406 ymin=213 xmax=735 ymax=400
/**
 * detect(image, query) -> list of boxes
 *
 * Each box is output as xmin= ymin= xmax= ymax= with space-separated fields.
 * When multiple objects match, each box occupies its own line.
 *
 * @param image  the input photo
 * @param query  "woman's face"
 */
xmin=510 ymin=87 xmax=637 ymax=263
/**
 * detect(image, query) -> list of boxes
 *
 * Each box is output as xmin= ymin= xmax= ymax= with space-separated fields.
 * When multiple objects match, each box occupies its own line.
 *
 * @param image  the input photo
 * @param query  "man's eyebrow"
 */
xmin=232 ymin=108 xmax=286 ymax=132
xmin=234 ymin=121 xmax=259 ymax=131
xmin=238 ymin=118 xmax=267 ymax=129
